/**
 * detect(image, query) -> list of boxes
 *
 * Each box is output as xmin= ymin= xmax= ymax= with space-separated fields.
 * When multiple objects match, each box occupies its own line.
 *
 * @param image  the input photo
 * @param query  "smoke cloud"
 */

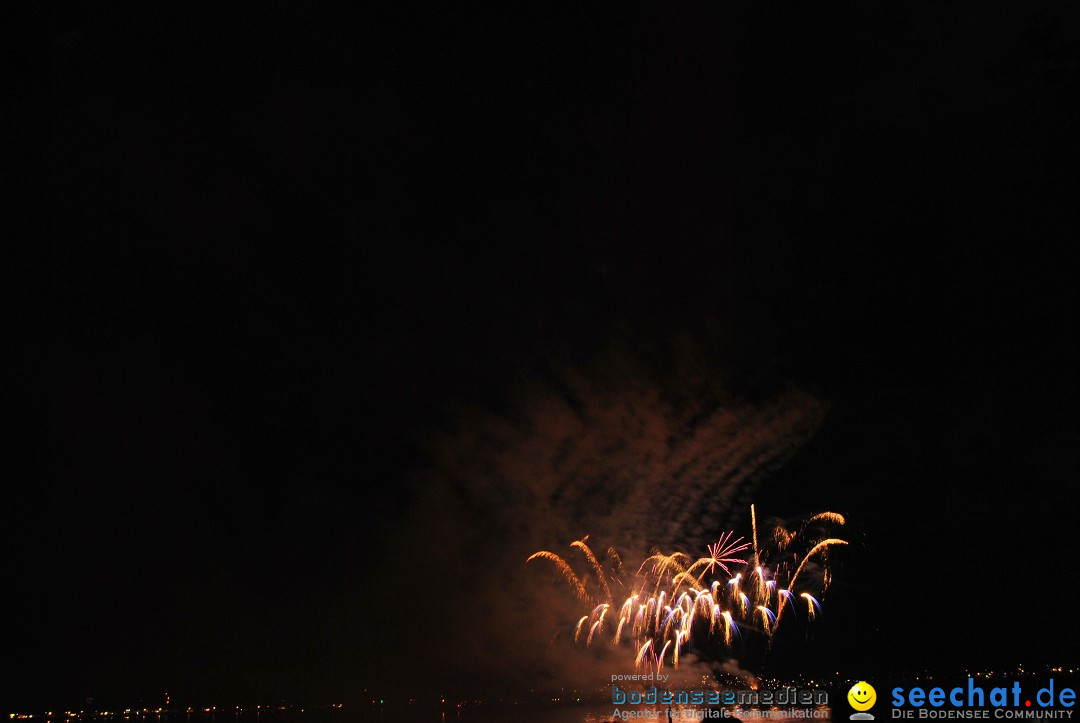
xmin=377 ymin=347 xmax=828 ymax=693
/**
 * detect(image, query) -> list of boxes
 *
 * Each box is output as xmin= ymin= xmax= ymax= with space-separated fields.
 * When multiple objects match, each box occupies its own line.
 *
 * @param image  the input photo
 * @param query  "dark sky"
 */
xmin=26 ymin=2 xmax=1079 ymax=710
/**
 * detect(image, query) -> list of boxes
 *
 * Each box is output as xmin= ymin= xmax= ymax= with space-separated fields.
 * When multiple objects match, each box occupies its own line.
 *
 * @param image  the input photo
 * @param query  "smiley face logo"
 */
xmin=848 ymin=681 xmax=877 ymax=711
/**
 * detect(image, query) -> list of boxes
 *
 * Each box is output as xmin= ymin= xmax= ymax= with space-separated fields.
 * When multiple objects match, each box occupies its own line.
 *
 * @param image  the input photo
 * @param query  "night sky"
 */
xmin=27 ymin=3 xmax=1079 ymax=711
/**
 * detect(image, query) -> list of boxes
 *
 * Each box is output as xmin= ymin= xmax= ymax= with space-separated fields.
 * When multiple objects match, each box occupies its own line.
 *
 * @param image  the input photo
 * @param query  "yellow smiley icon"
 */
xmin=848 ymin=681 xmax=877 ymax=711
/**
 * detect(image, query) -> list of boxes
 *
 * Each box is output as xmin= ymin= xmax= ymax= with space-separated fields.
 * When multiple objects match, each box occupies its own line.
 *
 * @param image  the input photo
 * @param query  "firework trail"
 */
xmin=571 ymin=536 xmax=612 ymax=603
xmin=773 ymin=525 xmax=796 ymax=551
xmin=527 ymin=550 xmax=593 ymax=604
xmin=751 ymin=503 xmax=759 ymax=563
xmin=529 ymin=506 xmax=847 ymax=673
xmin=607 ymin=547 xmax=624 ymax=582
xmin=787 ymin=538 xmax=848 ymax=592
xmin=801 ymin=592 xmax=821 ymax=620
xmin=804 ymin=512 xmax=846 ymax=527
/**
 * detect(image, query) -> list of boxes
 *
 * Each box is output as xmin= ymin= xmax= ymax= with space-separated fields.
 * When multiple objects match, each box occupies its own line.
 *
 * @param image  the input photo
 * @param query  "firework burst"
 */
xmin=528 ymin=506 xmax=847 ymax=672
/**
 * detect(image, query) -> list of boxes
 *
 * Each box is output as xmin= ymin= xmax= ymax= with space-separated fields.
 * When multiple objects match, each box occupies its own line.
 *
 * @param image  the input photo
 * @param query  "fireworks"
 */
xmin=527 ymin=505 xmax=847 ymax=672
xmin=526 ymin=550 xmax=592 ymax=603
